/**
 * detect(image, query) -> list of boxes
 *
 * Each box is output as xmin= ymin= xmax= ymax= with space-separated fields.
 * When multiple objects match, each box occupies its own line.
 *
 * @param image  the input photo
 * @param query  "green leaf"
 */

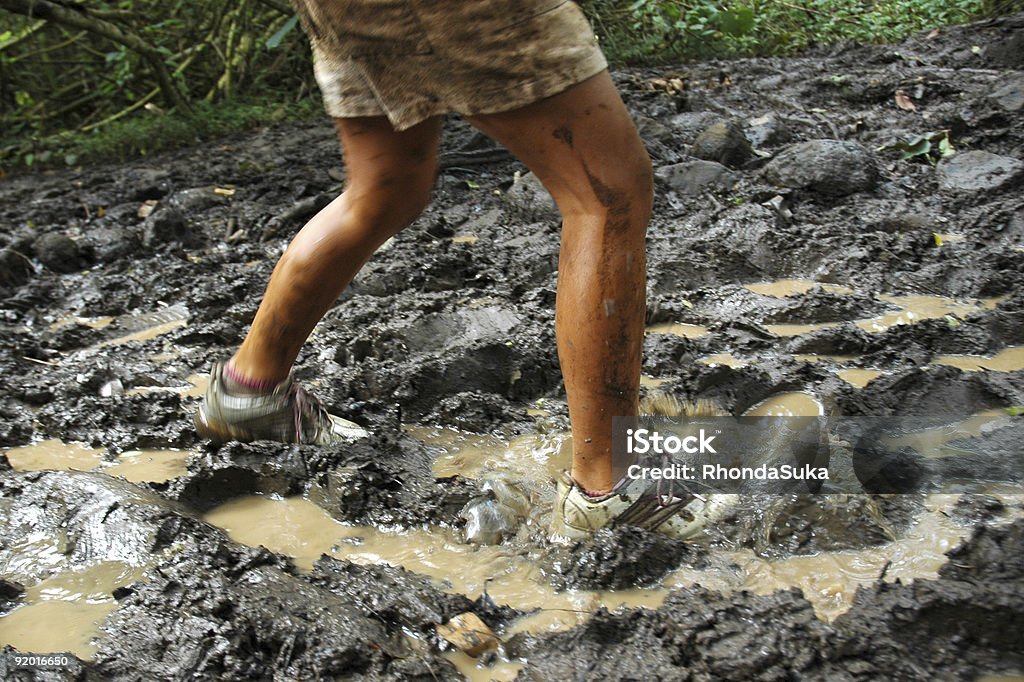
xmin=899 ymin=138 xmax=931 ymax=160
xmin=938 ymin=135 xmax=955 ymax=158
xmin=933 ymin=233 xmax=944 ymax=246
xmin=1006 ymin=406 xmax=1024 ymax=416
xmin=465 ymin=180 xmax=480 ymax=189
xmin=266 ymin=16 xmax=299 ymax=50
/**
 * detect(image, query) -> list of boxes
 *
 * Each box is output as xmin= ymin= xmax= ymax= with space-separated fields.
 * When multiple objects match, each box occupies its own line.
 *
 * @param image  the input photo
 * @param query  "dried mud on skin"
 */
xmin=2 ymin=14 xmax=1024 ymax=681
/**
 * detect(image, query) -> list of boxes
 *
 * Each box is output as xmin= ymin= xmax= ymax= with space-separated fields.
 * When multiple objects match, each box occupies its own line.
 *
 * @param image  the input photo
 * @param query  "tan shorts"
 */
xmin=291 ymin=0 xmax=608 ymax=130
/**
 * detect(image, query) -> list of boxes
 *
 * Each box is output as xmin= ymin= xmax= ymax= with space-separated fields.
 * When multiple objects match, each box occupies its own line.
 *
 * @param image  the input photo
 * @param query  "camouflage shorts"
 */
xmin=291 ymin=0 xmax=607 ymax=130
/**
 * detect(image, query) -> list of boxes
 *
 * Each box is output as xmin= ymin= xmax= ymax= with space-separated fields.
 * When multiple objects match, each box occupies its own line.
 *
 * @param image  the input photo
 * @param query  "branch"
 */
xmin=0 ymin=0 xmax=192 ymax=112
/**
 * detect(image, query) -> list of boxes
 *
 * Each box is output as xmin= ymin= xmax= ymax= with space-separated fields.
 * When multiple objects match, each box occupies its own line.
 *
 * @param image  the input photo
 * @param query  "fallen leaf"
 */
xmin=213 ymin=186 xmax=236 ymax=196
xmin=895 ymin=89 xmax=917 ymax=112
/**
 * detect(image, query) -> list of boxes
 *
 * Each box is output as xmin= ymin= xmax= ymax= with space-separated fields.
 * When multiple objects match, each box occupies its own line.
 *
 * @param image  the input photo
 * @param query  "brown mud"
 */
xmin=2 ymin=14 xmax=1024 ymax=681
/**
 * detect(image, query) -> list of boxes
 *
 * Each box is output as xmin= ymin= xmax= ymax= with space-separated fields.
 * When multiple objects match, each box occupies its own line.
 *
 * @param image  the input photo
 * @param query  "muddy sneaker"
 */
xmin=551 ymin=472 xmax=734 ymax=541
xmin=194 ymin=361 xmax=367 ymax=445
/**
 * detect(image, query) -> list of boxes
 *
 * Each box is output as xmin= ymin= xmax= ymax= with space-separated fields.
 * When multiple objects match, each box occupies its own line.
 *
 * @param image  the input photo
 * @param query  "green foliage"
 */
xmin=0 ymin=0 xmax=1017 ymax=168
xmin=877 ymin=130 xmax=956 ymax=164
xmin=0 ymin=0 xmax=315 ymax=155
xmin=583 ymin=0 xmax=995 ymax=64
xmin=4 ymin=98 xmax=319 ymax=170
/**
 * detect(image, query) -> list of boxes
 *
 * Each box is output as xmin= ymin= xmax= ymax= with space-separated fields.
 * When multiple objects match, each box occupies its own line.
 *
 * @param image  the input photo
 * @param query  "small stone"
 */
xmin=763 ymin=140 xmax=878 ymax=196
xmin=33 ymin=232 xmax=85 ymax=273
xmin=0 ymin=578 xmax=24 ymax=612
xmin=634 ymin=115 xmax=674 ymax=145
xmin=80 ymin=225 xmax=142 ymax=263
xmin=504 ymin=171 xmax=559 ymax=222
xmin=142 ymin=206 xmax=190 ymax=248
xmin=989 ymin=75 xmax=1024 ymax=112
xmin=690 ymin=121 xmax=755 ymax=169
xmin=655 ymin=160 xmax=738 ymax=195
xmin=938 ymin=150 xmax=1024 ymax=192
xmin=745 ymin=113 xmax=792 ymax=147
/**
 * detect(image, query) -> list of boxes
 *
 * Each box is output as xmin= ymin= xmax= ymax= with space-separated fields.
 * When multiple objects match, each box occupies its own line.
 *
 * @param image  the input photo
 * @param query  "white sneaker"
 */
xmin=551 ymin=472 xmax=734 ymax=541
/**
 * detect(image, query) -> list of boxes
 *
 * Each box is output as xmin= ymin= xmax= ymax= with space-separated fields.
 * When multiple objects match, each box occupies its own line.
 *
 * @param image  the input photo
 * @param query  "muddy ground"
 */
xmin=1 ymin=13 xmax=1023 ymax=682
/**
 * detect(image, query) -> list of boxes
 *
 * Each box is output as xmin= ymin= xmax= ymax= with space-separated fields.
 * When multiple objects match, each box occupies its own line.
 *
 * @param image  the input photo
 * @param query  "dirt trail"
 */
xmin=2 ymin=14 xmax=1023 ymax=681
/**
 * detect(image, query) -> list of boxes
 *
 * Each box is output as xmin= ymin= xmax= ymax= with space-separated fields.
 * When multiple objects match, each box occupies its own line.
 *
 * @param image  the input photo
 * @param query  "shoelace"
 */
xmin=287 ymin=382 xmax=330 ymax=444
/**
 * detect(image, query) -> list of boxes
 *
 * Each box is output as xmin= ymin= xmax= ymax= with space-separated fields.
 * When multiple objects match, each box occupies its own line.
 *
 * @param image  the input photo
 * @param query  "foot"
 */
xmin=551 ymin=472 xmax=734 ymax=541
xmin=194 ymin=361 xmax=367 ymax=445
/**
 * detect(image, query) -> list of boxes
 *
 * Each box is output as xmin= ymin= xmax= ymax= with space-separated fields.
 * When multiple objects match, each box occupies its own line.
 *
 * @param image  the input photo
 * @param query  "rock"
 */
xmin=985 ymin=28 xmax=1024 ymax=68
xmin=745 ymin=113 xmax=792 ymax=147
xmin=690 ymin=121 xmax=755 ymax=168
xmin=0 ymin=248 xmax=34 ymax=289
xmin=668 ymin=111 xmax=721 ymax=139
xmin=763 ymin=140 xmax=878 ymax=196
xmin=80 ymin=225 xmax=142 ymax=263
xmin=655 ymin=160 xmax=738 ymax=195
xmin=504 ymin=171 xmax=559 ymax=222
xmin=938 ymin=150 xmax=1024 ymax=192
xmin=126 ymin=167 xmax=172 ymax=201
xmin=634 ymin=115 xmax=674 ymax=145
xmin=142 ymin=206 xmax=191 ymax=248
xmin=32 ymin=232 xmax=86 ymax=273
xmin=989 ymin=75 xmax=1024 ymax=112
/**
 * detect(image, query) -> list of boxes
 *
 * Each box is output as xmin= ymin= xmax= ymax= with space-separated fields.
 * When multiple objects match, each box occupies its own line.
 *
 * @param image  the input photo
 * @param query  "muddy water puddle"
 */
xmin=0 ymin=562 xmax=146 ymax=660
xmin=762 ymin=294 xmax=1000 ymax=337
xmin=3 ymin=439 xmax=106 ymax=473
xmin=934 ymin=346 xmax=1024 ymax=372
xmin=698 ymin=352 xmax=748 ymax=368
xmin=743 ymin=279 xmax=853 ymax=297
xmin=646 ymin=322 xmax=709 ymax=338
xmin=650 ymin=288 xmax=1001 ymax=341
xmin=3 ymin=440 xmax=194 ymax=483
xmin=199 ymin=416 xmax=1023 ymax=649
xmin=880 ymin=409 xmax=1012 ymax=457
xmin=856 ymin=294 xmax=1002 ymax=333
xmin=835 ymin=368 xmax=884 ymax=388
xmin=745 ymin=391 xmax=824 ymax=417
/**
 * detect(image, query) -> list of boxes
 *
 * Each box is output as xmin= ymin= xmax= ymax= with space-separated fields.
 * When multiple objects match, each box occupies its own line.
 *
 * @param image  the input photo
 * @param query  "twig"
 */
xmin=23 ymin=356 xmax=60 ymax=367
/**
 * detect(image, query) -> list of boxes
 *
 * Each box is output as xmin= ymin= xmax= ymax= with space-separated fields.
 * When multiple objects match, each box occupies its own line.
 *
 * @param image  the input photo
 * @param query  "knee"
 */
xmin=349 ymin=172 xmax=435 ymax=234
xmin=554 ymin=136 xmax=653 ymax=229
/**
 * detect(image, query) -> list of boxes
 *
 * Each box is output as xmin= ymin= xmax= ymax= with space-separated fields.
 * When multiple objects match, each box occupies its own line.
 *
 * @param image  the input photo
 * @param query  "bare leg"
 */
xmin=231 ymin=116 xmax=442 ymax=383
xmin=469 ymin=71 xmax=653 ymax=494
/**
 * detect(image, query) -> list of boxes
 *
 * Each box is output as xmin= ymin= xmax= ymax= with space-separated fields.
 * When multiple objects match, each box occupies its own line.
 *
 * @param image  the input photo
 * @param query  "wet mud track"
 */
xmin=2 ymin=14 xmax=1024 ymax=681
